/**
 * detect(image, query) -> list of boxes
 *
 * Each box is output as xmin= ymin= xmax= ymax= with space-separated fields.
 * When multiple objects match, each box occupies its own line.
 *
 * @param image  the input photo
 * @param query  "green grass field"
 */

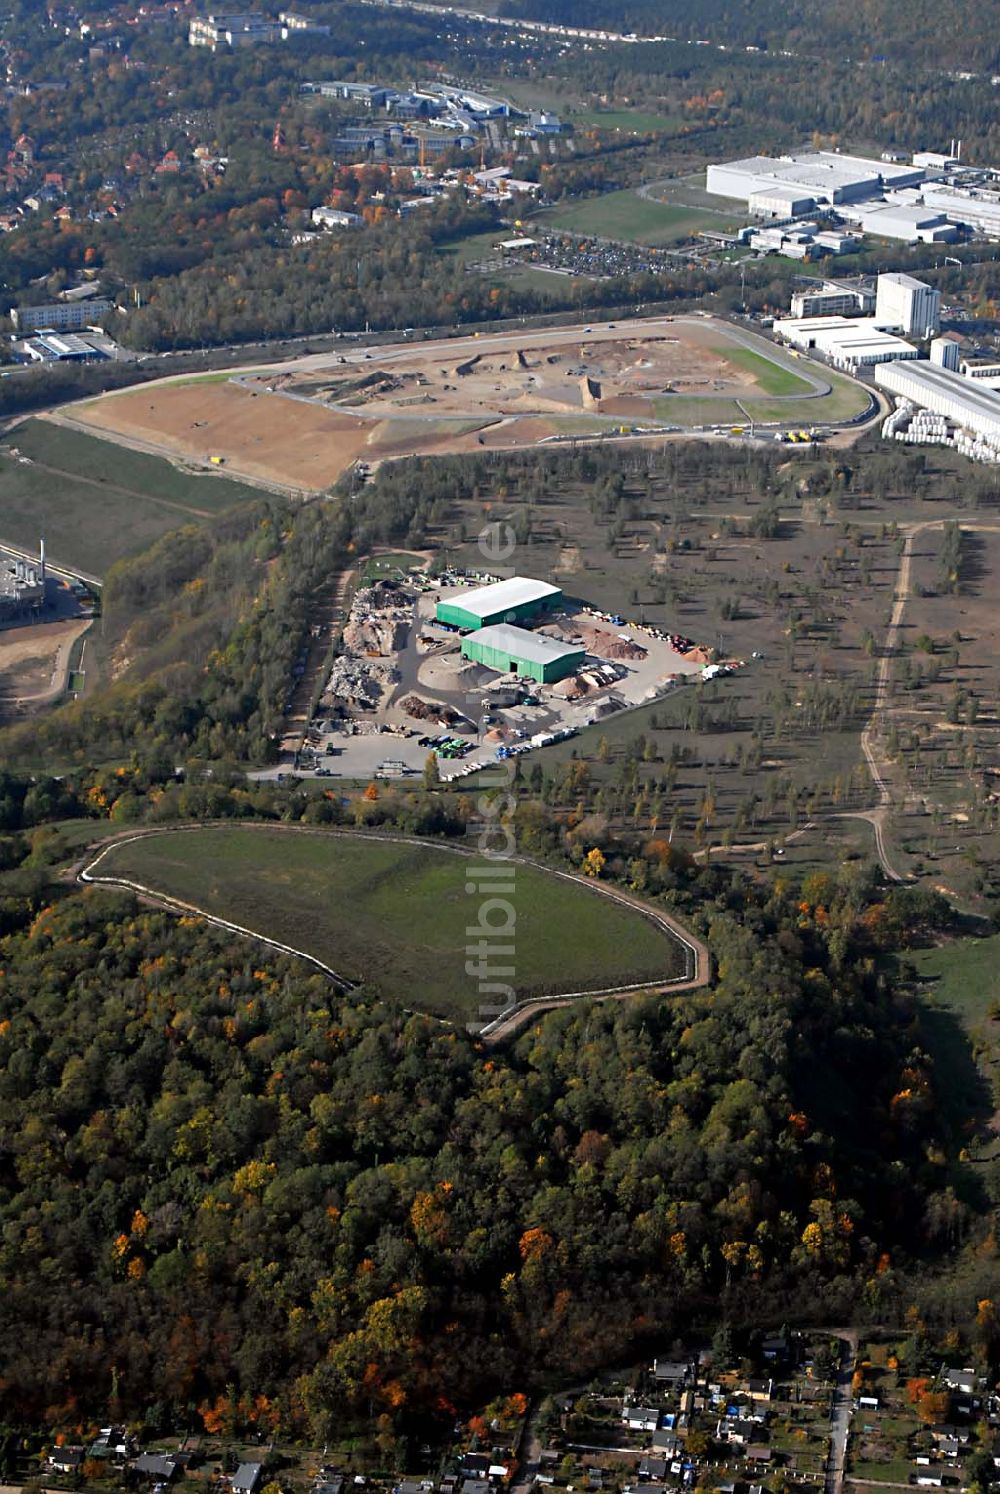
xmin=0 ymin=419 xmax=267 ymax=577
xmin=911 ymin=934 xmax=1000 ymax=1028
xmin=908 ymin=933 xmax=1000 ymax=1138
xmin=538 ymin=189 xmax=742 ymax=247
xmin=710 ymin=342 xmax=813 ymax=396
xmin=362 ymin=551 xmax=427 ymax=581
xmin=743 ymin=373 xmax=874 ymax=423
xmin=92 ymin=826 xmax=688 ymax=1019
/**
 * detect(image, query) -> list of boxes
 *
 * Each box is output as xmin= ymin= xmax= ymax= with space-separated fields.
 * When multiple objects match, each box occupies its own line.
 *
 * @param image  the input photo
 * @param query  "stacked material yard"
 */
xmin=571 ymin=623 xmax=647 ymax=660
xmin=322 ymin=657 xmax=396 ymax=711
xmin=343 ymin=582 xmax=412 ymax=657
xmin=399 ymin=694 xmax=466 ymax=727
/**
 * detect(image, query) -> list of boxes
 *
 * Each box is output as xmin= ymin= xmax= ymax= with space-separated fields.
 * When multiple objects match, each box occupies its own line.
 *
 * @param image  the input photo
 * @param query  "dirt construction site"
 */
xmin=66 ymin=316 xmax=851 ymax=496
xmin=270 ymin=563 xmax=746 ymax=786
xmin=273 ymin=317 xmax=805 ymax=421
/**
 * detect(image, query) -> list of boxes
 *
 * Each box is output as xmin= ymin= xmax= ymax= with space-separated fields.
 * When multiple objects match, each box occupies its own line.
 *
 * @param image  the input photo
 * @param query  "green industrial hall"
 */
xmin=436 ymin=576 xmax=562 ymax=631
xmin=461 ymin=624 xmax=584 ymax=684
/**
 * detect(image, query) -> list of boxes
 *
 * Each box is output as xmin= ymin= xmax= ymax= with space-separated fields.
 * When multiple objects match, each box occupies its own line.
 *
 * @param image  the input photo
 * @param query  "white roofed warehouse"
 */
xmin=706 ymin=150 xmax=924 ymax=208
xmin=773 ymin=316 xmax=920 ymax=370
xmin=436 ymin=576 xmax=562 ymax=631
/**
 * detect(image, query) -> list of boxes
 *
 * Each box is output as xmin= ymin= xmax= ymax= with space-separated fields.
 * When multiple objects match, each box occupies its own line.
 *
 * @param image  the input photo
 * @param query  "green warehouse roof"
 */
xmin=462 ymin=623 xmax=582 ymax=669
xmin=438 ymin=576 xmax=560 ymax=620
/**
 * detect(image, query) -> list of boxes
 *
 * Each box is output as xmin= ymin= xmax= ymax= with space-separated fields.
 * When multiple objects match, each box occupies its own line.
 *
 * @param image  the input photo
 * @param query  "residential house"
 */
xmin=717 ymin=1418 xmax=761 ymax=1446
xmin=930 ymin=1426 xmax=969 ymax=1447
xmin=88 ymin=1429 xmax=134 ymax=1463
xmin=942 ymin=1367 xmax=977 ymax=1395
xmin=49 ymin=1449 xmax=86 ymax=1474
xmin=746 ymin=1379 xmax=774 ymax=1402
xmin=652 ymin=1358 xmax=690 ymax=1385
xmin=231 ymin=1464 xmax=264 ymax=1494
xmin=134 ymin=1454 xmax=179 ymax=1482
xmin=624 ymin=1407 xmax=660 ymax=1433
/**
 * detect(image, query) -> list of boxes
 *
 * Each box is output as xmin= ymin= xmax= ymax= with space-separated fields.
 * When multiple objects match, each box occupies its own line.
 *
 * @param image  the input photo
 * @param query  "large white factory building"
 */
xmin=706 ymin=151 xmax=925 ymax=211
xmin=774 ymin=316 xmax=919 ymax=371
xmin=875 ymin=361 xmax=1000 ymax=459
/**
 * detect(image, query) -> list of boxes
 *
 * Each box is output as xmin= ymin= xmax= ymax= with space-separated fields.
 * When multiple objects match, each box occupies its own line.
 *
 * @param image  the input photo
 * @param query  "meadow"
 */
xmin=89 ymin=825 xmax=689 ymax=1020
xmin=710 ymin=342 xmax=814 ymax=397
xmin=0 ymin=418 xmax=267 ymax=576
xmin=538 ymin=188 xmax=743 ymax=246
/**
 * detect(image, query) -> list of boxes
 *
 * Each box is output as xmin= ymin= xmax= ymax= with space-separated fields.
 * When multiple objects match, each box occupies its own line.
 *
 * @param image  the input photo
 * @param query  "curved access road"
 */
xmin=77 ymin=821 xmax=710 ymax=1039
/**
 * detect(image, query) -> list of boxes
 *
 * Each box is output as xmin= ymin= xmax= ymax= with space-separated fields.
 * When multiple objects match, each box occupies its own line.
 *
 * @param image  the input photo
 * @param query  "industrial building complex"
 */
xmin=435 ymin=576 xmax=562 ymax=631
xmin=774 ymin=315 xmax=920 ymax=371
xmin=292 ymin=564 xmax=721 ymax=783
xmin=706 ymin=151 xmax=924 ymax=212
xmin=460 ymin=624 xmax=585 ymax=684
xmin=706 ymin=145 xmax=1000 ymax=245
xmin=0 ymin=542 xmax=47 ymax=621
xmin=768 ymin=264 xmax=1000 ymax=463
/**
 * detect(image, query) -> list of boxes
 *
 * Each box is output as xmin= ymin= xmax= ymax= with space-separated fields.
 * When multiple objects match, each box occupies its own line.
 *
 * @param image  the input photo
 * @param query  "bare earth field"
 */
xmin=71 ymin=381 xmax=374 ymax=494
xmin=71 ymin=317 xmax=860 ymax=493
xmin=0 ymin=614 xmax=89 ymax=714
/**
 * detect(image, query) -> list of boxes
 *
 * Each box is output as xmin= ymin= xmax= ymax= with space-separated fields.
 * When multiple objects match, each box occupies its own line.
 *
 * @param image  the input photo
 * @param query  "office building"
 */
xmin=790 ymin=284 xmax=873 ymax=319
xmin=189 ymin=14 xmax=281 ymax=48
xmin=11 ymin=298 xmax=112 ymax=333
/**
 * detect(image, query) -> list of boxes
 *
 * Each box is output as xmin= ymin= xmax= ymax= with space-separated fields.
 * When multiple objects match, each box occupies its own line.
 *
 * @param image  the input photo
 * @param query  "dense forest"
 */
xmin=1 ymin=495 xmax=350 ymax=767
xmin=0 ymin=426 xmax=995 ymax=1441
xmin=0 ymin=862 xmax=968 ymax=1437
xmin=500 ymin=0 xmax=1000 ymax=72
xmin=2 ymin=0 xmax=999 ymax=348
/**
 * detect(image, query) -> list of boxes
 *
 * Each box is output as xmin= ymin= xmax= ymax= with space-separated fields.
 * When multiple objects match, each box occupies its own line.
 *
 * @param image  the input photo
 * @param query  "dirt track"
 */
xmin=76 ymin=820 xmax=711 ymax=1042
xmin=0 ymin=615 xmax=89 ymax=708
